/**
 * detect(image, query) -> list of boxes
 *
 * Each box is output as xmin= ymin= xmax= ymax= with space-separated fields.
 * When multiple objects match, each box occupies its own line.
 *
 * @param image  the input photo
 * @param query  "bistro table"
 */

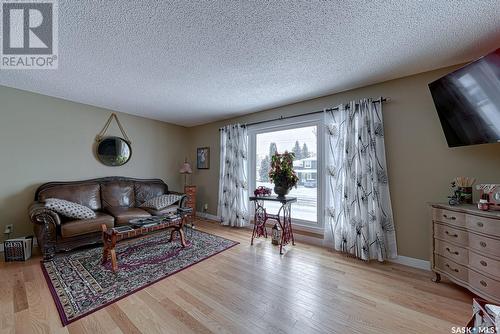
xmin=249 ymin=196 xmax=297 ymax=254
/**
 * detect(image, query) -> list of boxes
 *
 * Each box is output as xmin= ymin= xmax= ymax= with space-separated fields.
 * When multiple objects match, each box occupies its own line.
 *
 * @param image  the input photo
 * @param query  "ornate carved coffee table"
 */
xmin=101 ymin=208 xmax=192 ymax=272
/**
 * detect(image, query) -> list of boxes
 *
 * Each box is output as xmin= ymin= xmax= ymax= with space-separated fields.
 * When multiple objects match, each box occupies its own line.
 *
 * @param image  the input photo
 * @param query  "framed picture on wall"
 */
xmin=197 ymin=147 xmax=210 ymax=169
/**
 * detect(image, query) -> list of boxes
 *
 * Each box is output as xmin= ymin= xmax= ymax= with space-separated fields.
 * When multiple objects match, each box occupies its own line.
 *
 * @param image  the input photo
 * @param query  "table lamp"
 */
xmin=179 ymin=158 xmax=192 ymax=187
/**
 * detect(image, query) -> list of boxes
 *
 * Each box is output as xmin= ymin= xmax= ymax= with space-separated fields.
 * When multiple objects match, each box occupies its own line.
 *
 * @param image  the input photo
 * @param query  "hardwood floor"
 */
xmin=0 ymin=219 xmax=474 ymax=333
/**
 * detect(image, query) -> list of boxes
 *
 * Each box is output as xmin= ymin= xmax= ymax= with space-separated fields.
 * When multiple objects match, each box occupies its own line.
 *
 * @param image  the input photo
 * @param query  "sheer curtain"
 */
xmin=217 ymin=124 xmax=249 ymax=227
xmin=325 ymin=98 xmax=397 ymax=261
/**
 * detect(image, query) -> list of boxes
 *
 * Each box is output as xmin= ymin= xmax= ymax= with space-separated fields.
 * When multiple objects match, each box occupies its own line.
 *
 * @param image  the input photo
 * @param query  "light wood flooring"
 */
xmin=0 ymin=219 xmax=474 ymax=333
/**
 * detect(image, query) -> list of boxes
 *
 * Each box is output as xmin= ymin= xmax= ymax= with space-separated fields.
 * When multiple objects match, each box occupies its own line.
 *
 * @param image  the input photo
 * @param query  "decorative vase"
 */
xmin=458 ymin=186 xmax=473 ymax=204
xmin=274 ymin=185 xmax=289 ymax=198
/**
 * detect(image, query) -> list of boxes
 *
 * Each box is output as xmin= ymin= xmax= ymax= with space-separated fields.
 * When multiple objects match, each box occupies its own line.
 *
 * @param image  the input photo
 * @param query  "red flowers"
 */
xmin=268 ymin=151 xmax=299 ymax=189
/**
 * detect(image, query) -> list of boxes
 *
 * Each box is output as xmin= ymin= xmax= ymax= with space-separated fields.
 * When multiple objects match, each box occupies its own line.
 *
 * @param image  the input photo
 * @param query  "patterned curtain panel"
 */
xmin=325 ymin=98 xmax=397 ymax=261
xmin=217 ymin=124 xmax=249 ymax=227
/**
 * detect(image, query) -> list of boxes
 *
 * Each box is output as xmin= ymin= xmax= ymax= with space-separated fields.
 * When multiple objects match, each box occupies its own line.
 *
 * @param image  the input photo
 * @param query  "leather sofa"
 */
xmin=29 ymin=176 xmax=186 ymax=260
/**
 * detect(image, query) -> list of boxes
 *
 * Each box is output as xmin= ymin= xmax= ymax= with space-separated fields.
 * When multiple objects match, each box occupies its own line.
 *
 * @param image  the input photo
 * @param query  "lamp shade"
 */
xmin=179 ymin=162 xmax=192 ymax=174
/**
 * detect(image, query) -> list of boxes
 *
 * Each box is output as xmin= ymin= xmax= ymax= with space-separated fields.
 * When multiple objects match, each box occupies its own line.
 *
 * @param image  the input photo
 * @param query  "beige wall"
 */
xmin=2 ymin=65 xmax=500 ymax=260
xmin=0 ymin=85 xmax=188 ymax=241
xmin=187 ymin=65 xmax=500 ymax=261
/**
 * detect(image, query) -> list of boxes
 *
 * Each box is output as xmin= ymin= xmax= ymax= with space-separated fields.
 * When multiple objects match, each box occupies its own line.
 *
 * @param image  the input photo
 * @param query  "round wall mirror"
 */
xmin=96 ymin=136 xmax=132 ymax=166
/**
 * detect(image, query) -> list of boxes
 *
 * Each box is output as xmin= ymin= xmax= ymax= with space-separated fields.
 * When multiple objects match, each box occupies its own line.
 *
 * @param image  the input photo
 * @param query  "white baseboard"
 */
xmin=196 ymin=211 xmax=221 ymax=222
xmin=241 ymin=223 xmax=325 ymax=247
xmin=192 ymin=214 xmax=432 ymax=271
xmin=389 ymin=255 xmax=430 ymax=271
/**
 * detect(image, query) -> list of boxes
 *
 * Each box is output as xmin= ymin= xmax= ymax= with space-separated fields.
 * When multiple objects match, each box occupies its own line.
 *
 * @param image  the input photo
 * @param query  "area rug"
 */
xmin=41 ymin=229 xmax=238 ymax=325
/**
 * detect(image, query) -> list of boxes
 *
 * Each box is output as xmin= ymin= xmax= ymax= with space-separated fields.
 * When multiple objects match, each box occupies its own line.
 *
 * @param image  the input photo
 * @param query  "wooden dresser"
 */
xmin=184 ymin=185 xmax=197 ymax=221
xmin=431 ymin=203 xmax=500 ymax=303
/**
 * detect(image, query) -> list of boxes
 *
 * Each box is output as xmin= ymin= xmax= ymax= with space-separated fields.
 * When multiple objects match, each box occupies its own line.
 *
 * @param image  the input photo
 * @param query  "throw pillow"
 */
xmin=44 ymin=198 xmax=97 ymax=220
xmin=140 ymin=194 xmax=182 ymax=210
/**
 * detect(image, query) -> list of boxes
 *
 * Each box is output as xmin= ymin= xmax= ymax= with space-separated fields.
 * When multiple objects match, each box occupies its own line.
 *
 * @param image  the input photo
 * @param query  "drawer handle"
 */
xmin=477 ymin=222 xmax=484 ymax=227
xmin=480 ymin=241 xmax=487 ymax=248
xmin=445 ymin=231 xmax=458 ymax=238
xmin=480 ymin=260 xmax=488 ymax=267
xmin=445 ymin=263 xmax=459 ymax=273
xmin=480 ymin=280 xmax=487 ymax=287
xmin=445 ymin=247 xmax=459 ymax=255
xmin=443 ymin=214 xmax=456 ymax=220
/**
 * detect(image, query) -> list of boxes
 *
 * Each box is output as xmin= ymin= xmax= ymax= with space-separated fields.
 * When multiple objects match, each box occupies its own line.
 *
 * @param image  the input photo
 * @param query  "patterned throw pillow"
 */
xmin=44 ymin=198 xmax=97 ymax=220
xmin=140 ymin=194 xmax=182 ymax=210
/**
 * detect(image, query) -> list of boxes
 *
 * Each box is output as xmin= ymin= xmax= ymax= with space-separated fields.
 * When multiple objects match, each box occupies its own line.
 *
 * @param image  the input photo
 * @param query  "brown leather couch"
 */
xmin=28 ymin=176 xmax=186 ymax=260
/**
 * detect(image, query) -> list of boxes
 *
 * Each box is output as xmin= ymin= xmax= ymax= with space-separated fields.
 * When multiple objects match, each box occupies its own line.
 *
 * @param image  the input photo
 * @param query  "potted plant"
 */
xmin=268 ymin=151 xmax=299 ymax=198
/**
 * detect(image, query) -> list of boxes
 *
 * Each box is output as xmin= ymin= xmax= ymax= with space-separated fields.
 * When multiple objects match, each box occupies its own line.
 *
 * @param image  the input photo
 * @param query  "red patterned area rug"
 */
xmin=41 ymin=229 xmax=238 ymax=326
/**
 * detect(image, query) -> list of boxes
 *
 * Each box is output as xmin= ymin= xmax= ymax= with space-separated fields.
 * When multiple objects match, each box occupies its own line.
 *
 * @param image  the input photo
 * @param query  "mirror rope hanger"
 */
xmin=96 ymin=113 xmax=131 ymax=144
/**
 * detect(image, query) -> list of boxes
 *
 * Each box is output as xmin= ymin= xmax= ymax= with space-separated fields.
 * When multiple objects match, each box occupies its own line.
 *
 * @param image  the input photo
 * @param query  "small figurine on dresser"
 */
xmin=478 ymin=195 xmax=490 ymax=211
xmin=477 ymin=184 xmax=500 ymax=211
xmin=448 ymin=181 xmax=461 ymax=206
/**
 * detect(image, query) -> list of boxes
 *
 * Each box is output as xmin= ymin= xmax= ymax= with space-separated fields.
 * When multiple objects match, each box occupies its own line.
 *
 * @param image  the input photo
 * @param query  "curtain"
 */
xmin=325 ymin=98 xmax=397 ymax=261
xmin=217 ymin=124 xmax=249 ymax=227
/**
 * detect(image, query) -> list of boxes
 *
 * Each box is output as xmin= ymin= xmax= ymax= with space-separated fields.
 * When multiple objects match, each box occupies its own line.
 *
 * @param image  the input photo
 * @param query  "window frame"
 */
xmin=247 ymin=113 xmax=325 ymax=233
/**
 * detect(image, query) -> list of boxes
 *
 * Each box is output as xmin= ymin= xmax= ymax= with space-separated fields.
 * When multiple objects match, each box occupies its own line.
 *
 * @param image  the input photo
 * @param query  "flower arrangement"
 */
xmin=269 ymin=151 xmax=299 ymax=197
xmin=254 ymin=186 xmax=272 ymax=197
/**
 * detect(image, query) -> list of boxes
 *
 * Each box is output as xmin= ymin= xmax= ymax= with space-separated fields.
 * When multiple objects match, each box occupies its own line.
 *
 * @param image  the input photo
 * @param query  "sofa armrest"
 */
xmin=29 ymin=202 xmax=61 ymax=225
xmin=28 ymin=202 xmax=60 ymax=260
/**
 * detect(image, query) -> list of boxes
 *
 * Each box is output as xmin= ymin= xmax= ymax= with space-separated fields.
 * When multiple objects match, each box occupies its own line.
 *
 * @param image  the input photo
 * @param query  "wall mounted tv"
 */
xmin=429 ymin=48 xmax=500 ymax=147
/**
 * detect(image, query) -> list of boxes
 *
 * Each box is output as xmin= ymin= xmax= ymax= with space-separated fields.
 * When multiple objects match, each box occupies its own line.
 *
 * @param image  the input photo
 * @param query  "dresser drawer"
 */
xmin=469 ymin=251 xmax=500 ymax=278
xmin=469 ymin=269 xmax=500 ymax=299
xmin=434 ymin=239 xmax=468 ymax=266
xmin=433 ymin=208 xmax=466 ymax=227
xmin=434 ymin=224 xmax=468 ymax=246
xmin=435 ymin=255 xmax=468 ymax=282
xmin=467 ymin=214 xmax=500 ymax=238
xmin=469 ymin=233 xmax=500 ymax=257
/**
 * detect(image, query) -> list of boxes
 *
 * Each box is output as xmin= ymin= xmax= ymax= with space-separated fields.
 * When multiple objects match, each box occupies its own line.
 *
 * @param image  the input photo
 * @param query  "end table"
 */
xmin=249 ymin=196 xmax=297 ymax=254
xmin=184 ymin=185 xmax=197 ymax=225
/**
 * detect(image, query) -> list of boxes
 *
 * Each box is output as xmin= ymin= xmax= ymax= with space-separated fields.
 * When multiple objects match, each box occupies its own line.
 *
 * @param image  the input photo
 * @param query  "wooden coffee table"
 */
xmin=101 ymin=208 xmax=192 ymax=272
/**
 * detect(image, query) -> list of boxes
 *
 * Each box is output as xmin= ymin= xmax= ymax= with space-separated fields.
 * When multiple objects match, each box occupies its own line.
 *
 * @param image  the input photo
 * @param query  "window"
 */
xmin=248 ymin=114 xmax=324 ymax=231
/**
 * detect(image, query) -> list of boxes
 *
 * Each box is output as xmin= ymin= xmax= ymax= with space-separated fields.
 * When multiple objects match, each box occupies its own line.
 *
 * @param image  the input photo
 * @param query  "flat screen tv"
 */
xmin=429 ymin=48 xmax=500 ymax=147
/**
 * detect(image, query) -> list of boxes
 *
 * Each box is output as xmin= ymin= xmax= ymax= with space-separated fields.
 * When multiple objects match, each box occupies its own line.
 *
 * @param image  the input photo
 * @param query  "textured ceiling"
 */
xmin=1 ymin=1 xmax=500 ymax=126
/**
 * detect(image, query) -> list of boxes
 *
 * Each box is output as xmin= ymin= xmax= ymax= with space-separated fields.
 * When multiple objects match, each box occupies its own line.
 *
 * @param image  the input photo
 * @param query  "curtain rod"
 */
xmin=219 ymin=97 xmax=389 ymax=130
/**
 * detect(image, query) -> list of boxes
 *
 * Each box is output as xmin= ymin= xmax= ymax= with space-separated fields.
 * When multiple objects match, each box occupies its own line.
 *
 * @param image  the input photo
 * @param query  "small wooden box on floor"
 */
xmin=431 ymin=203 xmax=500 ymax=303
xmin=467 ymin=298 xmax=499 ymax=332
xmin=184 ymin=185 xmax=197 ymax=221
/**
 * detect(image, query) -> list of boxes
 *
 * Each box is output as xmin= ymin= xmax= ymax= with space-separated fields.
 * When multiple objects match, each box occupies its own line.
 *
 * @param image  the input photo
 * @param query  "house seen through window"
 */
xmin=254 ymin=125 xmax=318 ymax=224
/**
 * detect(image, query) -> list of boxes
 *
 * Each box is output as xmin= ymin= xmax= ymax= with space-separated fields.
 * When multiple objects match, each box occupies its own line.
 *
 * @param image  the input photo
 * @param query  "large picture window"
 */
xmin=248 ymin=115 xmax=324 ymax=230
